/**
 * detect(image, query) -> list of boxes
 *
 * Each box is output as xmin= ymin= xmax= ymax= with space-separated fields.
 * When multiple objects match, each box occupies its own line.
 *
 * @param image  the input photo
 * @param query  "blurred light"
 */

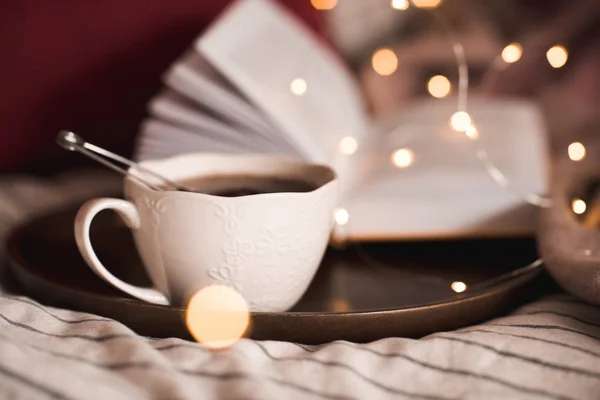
xmin=372 ymin=48 xmax=398 ymax=76
xmin=335 ymin=208 xmax=349 ymax=226
xmin=451 ymin=281 xmax=467 ymax=293
xmin=465 ymin=124 xmax=479 ymax=140
xmin=450 ymin=111 xmax=472 ymax=132
xmin=412 ymin=0 xmax=442 ymax=8
xmin=427 ymin=75 xmax=452 ymax=98
xmin=310 ymin=0 xmax=338 ymax=10
xmin=392 ymin=148 xmax=414 ymax=168
xmin=290 ymin=78 xmax=307 ymax=96
xmin=391 ymin=0 xmax=410 ymax=10
xmin=488 ymin=166 xmax=509 ymax=187
xmin=546 ymin=45 xmax=568 ymax=68
xmin=501 ymin=43 xmax=523 ymax=64
xmin=572 ymin=199 xmax=587 ymax=215
xmin=339 ymin=136 xmax=358 ymax=155
xmin=331 ymin=298 xmax=351 ymax=312
xmin=186 ymin=285 xmax=250 ymax=350
xmin=568 ymin=142 xmax=586 ymax=161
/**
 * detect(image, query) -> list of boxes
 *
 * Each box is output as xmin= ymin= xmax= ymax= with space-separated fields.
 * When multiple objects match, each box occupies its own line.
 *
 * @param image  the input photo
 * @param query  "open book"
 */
xmin=134 ymin=0 xmax=549 ymax=241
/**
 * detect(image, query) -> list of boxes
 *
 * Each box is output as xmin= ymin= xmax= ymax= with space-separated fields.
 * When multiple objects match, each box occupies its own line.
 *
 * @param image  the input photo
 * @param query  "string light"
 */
xmin=451 ymin=281 xmax=467 ymax=293
xmin=546 ymin=45 xmax=568 ymax=68
xmin=290 ymin=78 xmax=307 ymax=96
xmin=450 ymin=111 xmax=472 ymax=132
xmin=411 ymin=0 xmax=442 ymax=8
xmin=186 ymin=285 xmax=250 ymax=350
xmin=372 ymin=48 xmax=398 ymax=76
xmin=331 ymin=298 xmax=351 ymax=312
xmin=310 ymin=0 xmax=337 ymax=10
xmin=465 ymin=124 xmax=479 ymax=140
xmin=391 ymin=148 xmax=414 ymax=168
xmin=334 ymin=208 xmax=349 ymax=226
xmin=339 ymin=136 xmax=358 ymax=155
xmin=501 ymin=43 xmax=523 ymax=64
xmin=427 ymin=75 xmax=452 ymax=98
xmin=568 ymin=142 xmax=586 ymax=161
xmin=572 ymin=198 xmax=587 ymax=215
xmin=391 ymin=0 xmax=410 ymax=10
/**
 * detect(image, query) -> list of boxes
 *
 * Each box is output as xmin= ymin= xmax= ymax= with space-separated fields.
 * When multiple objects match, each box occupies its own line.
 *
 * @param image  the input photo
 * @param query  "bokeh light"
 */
xmin=290 ymin=78 xmax=307 ymax=96
xmin=450 ymin=111 xmax=472 ymax=132
xmin=310 ymin=0 xmax=338 ymax=10
xmin=546 ymin=45 xmax=568 ymax=68
xmin=465 ymin=124 xmax=479 ymax=140
xmin=572 ymin=199 xmax=587 ymax=215
xmin=451 ymin=281 xmax=467 ymax=293
xmin=339 ymin=136 xmax=358 ymax=155
xmin=372 ymin=48 xmax=398 ymax=76
xmin=186 ymin=285 xmax=250 ymax=350
xmin=392 ymin=148 xmax=414 ymax=168
xmin=427 ymin=75 xmax=452 ymax=98
xmin=568 ymin=142 xmax=586 ymax=161
xmin=335 ymin=208 xmax=350 ymax=226
xmin=391 ymin=0 xmax=410 ymax=10
xmin=331 ymin=298 xmax=351 ymax=312
xmin=501 ymin=43 xmax=523 ymax=64
xmin=412 ymin=0 xmax=442 ymax=8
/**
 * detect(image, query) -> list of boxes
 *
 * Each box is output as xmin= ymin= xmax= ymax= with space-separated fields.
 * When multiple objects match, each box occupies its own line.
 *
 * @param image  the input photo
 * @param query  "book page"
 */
xmin=197 ymin=0 xmax=368 ymax=178
xmin=134 ymin=119 xmax=287 ymax=161
xmin=148 ymin=90 xmax=301 ymax=157
xmin=163 ymin=51 xmax=288 ymax=143
xmin=341 ymin=98 xmax=549 ymax=240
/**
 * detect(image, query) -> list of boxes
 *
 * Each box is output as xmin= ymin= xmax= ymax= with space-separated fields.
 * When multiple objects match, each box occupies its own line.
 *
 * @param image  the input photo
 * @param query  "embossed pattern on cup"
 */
xmin=76 ymin=153 xmax=339 ymax=311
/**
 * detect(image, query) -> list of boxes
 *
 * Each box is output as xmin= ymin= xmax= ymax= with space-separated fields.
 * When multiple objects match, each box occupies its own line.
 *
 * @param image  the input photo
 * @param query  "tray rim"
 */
xmin=3 ymin=205 xmax=544 ymax=318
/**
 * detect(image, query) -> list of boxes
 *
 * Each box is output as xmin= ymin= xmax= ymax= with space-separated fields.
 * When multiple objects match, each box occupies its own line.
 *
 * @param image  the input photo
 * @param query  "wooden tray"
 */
xmin=5 ymin=203 xmax=551 ymax=344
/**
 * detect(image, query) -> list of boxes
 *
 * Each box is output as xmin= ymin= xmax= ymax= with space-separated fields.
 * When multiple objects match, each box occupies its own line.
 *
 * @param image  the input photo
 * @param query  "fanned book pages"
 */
xmin=134 ymin=0 xmax=549 ymax=241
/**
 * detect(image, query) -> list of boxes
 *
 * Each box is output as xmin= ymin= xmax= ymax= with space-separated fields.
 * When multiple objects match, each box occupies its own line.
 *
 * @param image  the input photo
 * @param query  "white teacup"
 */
xmin=74 ymin=153 xmax=338 ymax=312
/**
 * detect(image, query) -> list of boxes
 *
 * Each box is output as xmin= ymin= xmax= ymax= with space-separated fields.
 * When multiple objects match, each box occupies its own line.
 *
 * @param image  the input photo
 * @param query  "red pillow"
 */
xmin=1 ymin=1 xmax=325 ymax=173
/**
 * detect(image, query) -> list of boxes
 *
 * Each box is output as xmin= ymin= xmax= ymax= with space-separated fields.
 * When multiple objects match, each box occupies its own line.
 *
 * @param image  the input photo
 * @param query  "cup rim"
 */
xmin=126 ymin=152 xmax=338 ymax=199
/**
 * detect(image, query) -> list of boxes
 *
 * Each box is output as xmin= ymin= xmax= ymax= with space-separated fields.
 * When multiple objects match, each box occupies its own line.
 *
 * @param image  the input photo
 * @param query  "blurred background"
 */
xmin=324 ymin=0 xmax=600 ymax=141
xmin=1 ymin=0 xmax=600 ymax=308
xmin=2 ymin=0 xmax=600 ymax=174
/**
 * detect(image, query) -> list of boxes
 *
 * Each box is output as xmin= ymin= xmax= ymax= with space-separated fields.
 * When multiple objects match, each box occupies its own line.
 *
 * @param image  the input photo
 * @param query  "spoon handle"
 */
xmin=78 ymin=145 xmax=165 ymax=191
xmin=81 ymin=141 xmax=185 ymax=191
xmin=57 ymin=131 xmax=189 ymax=192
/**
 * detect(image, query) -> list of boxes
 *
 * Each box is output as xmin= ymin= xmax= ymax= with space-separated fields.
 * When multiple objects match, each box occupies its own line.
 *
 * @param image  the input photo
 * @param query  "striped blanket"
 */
xmin=1 ymin=172 xmax=599 ymax=400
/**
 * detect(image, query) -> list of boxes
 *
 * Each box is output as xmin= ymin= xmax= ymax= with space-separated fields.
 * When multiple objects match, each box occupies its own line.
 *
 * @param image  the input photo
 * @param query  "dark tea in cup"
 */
xmin=175 ymin=174 xmax=317 ymax=197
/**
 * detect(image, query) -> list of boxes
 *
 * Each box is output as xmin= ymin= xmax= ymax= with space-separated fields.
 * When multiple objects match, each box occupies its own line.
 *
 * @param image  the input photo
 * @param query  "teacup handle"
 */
xmin=74 ymin=198 xmax=170 ymax=306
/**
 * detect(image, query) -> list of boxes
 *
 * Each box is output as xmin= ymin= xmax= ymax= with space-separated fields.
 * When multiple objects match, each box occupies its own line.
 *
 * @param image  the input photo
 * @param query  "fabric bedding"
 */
xmin=0 ymin=172 xmax=599 ymax=400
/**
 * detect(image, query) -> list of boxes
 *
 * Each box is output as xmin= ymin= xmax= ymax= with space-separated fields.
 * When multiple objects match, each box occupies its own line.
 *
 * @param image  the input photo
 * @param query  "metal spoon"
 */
xmin=56 ymin=131 xmax=192 ymax=192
